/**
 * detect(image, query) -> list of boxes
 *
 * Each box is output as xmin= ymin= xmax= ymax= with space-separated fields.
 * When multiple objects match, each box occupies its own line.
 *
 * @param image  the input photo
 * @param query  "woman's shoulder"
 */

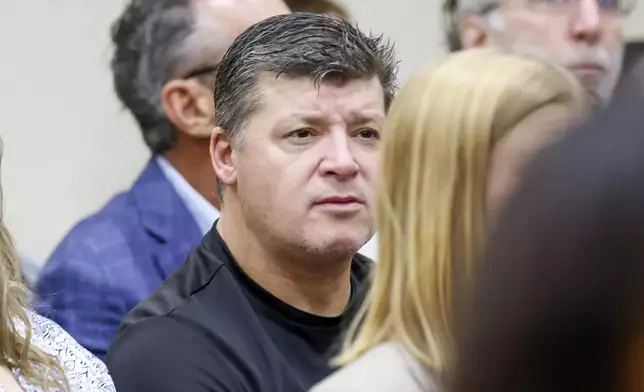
xmin=21 ymin=309 xmax=116 ymax=391
xmin=311 ymin=342 xmax=440 ymax=392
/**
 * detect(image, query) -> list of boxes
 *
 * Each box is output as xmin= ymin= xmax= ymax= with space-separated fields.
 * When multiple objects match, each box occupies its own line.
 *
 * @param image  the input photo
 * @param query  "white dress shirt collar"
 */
xmin=156 ymin=156 xmax=220 ymax=236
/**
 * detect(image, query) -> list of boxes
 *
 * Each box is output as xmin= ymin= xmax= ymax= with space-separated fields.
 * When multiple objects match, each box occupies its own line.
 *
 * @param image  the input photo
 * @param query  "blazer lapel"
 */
xmin=131 ymin=159 xmax=202 ymax=278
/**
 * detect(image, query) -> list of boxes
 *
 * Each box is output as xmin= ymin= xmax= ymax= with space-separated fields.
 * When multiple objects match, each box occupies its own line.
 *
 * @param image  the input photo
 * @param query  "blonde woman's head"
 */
xmin=337 ymin=48 xmax=584 ymax=375
xmin=0 ymin=141 xmax=69 ymax=391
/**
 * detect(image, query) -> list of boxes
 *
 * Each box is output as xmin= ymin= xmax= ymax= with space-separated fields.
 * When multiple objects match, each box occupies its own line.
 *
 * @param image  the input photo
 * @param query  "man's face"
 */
xmin=230 ymin=75 xmax=385 ymax=257
xmin=466 ymin=0 xmax=624 ymax=104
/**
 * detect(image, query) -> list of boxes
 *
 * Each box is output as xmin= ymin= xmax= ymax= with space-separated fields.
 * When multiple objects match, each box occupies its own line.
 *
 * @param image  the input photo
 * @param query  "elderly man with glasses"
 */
xmin=443 ymin=0 xmax=629 ymax=106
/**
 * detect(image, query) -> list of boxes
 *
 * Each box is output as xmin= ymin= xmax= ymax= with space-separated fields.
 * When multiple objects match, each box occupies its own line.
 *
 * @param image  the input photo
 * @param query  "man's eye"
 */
xmin=358 ymin=129 xmax=380 ymax=140
xmin=289 ymin=129 xmax=314 ymax=139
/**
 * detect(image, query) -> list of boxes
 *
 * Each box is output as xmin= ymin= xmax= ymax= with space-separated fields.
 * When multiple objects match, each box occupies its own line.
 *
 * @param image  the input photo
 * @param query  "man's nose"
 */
xmin=318 ymin=134 xmax=360 ymax=180
xmin=570 ymin=0 xmax=602 ymax=45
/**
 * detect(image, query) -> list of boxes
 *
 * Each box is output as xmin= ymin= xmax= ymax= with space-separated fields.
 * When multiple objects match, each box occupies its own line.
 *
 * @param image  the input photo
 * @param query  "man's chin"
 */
xmin=305 ymin=234 xmax=371 ymax=257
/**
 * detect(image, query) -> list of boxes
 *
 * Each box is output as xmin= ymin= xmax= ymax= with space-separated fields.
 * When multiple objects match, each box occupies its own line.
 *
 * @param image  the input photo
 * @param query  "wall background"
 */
xmin=0 ymin=0 xmax=642 ymax=265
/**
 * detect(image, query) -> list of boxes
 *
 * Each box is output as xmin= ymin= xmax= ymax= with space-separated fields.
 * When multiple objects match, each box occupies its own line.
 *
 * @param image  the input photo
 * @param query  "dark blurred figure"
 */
xmin=621 ymin=40 xmax=644 ymax=75
xmin=285 ymin=0 xmax=350 ymax=20
xmin=35 ymin=0 xmax=289 ymax=359
xmin=618 ymin=40 xmax=644 ymax=92
xmin=452 ymin=80 xmax=644 ymax=392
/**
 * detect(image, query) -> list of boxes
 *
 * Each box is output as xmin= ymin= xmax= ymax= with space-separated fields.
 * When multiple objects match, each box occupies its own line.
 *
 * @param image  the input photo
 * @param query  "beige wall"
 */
xmin=0 ymin=0 xmax=642 ymax=265
xmin=624 ymin=4 xmax=644 ymax=39
xmin=1 ymin=0 xmax=146 ymax=263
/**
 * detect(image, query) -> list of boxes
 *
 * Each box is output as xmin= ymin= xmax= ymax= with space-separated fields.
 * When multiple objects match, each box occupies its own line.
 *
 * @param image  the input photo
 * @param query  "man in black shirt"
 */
xmin=105 ymin=12 xmax=398 ymax=392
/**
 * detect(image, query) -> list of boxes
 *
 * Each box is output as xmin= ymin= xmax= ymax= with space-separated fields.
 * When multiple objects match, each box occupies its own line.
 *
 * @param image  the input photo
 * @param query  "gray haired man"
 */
xmin=443 ymin=0 xmax=628 ymax=106
xmin=106 ymin=12 xmax=397 ymax=392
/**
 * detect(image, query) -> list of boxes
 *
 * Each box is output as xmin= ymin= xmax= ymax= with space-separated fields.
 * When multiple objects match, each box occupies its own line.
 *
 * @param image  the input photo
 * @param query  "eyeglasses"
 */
xmin=479 ymin=0 xmax=635 ymax=16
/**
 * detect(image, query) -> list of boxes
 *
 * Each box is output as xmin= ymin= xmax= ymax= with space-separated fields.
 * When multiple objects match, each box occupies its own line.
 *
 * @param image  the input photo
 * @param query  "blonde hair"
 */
xmin=0 ymin=142 xmax=70 ymax=391
xmin=336 ymin=48 xmax=583 ymax=375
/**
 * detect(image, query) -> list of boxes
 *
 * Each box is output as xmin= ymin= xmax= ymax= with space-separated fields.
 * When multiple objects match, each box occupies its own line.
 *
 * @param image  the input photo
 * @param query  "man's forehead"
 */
xmin=258 ymin=73 xmax=384 ymax=100
xmin=255 ymin=75 xmax=386 ymax=119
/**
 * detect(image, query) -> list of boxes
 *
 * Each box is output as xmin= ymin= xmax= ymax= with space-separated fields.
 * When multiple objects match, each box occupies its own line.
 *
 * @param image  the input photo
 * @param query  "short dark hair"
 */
xmin=213 ymin=12 xmax=398 ymax=143
xmin=111 ymin=0 xmax=203 ymax=154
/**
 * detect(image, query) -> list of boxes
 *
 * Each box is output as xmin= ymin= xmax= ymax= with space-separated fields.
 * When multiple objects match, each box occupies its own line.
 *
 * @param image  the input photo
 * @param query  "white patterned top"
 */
xmin=1 ymin=310 xmax=116 ymax=392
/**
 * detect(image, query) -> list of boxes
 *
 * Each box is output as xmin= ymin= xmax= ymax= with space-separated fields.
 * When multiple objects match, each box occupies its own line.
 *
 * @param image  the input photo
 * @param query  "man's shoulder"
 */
xmin=106 ymin=270 xmax=265 ymax=392
xmin=106 ymin=312 xmax=261 ymax=392
xmin=116 ymin=239 xmax=235 ymax=334
xmin=105 ymin=315 xmax=219 ymax=391
xmin=107 ymin=315 xmax=198 ymax=361
xmin=112 ymin=235 xmax=276 ymax=361
xmin=33 ymin=191 xmax=149 ymax=325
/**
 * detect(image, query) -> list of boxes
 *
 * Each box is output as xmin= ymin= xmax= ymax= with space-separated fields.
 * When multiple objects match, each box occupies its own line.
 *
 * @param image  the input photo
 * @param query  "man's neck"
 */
xmin=218 ymin=207 xmax=353 ymax=317
xmin=164 ymin=138 xmax=220 ymax=210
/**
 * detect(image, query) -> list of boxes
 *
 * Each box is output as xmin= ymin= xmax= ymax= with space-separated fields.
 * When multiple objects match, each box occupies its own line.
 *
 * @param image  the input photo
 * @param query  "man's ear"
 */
xmin=161 ymin=79 xmax=215 ymax=138
xmin=210 ymin=126 xmax=237 ymax=187
xmin=459 ymin=13 xmax=489 ymax=49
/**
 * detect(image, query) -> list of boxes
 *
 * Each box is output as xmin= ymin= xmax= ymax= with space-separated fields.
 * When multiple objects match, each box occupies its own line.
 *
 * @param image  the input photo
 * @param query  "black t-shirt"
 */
xmin=105 ymin=226 xmax=372 ymax=392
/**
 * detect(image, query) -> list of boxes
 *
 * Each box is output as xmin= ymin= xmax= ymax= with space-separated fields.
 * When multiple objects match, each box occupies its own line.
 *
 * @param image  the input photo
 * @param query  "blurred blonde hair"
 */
xmin=0 ymin=141 xmax=69 ymax=391
xmin=336 ymin=48 xmax=583 ymax=375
